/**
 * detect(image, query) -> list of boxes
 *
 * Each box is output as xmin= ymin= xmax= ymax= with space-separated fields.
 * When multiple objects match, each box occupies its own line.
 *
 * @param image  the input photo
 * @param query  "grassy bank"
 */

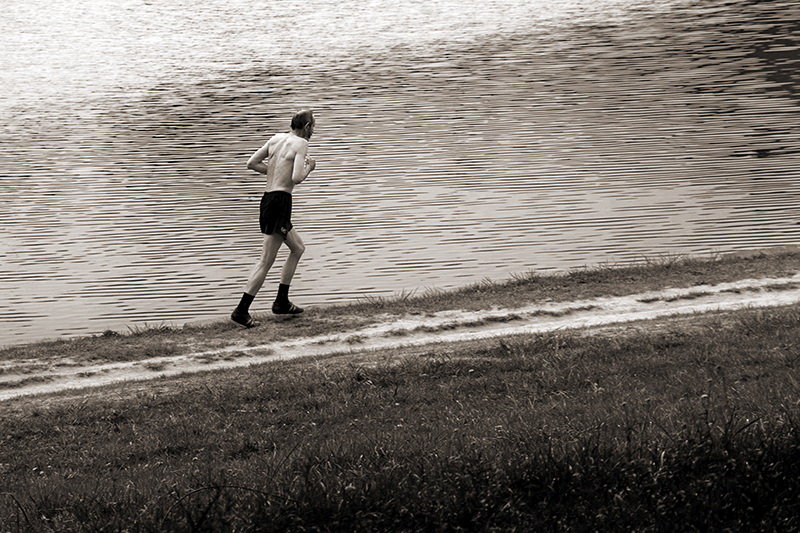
xmin=2 ymin=301 xmax=799 ymax=530
xmin=2 ymin=248 xmax=800 ymax=366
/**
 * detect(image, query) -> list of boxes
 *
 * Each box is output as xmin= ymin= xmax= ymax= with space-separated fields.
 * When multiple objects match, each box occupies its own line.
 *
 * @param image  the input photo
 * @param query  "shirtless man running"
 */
xmin=231 ymin=109 xmax=316 ymax=328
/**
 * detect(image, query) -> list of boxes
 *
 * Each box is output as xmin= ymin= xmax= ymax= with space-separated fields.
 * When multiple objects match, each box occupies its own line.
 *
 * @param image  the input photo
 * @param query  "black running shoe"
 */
xmin=272 ymin=301 xmax=304 ymax=315
xmin=231 ymin=310 xmax=258 ymax=328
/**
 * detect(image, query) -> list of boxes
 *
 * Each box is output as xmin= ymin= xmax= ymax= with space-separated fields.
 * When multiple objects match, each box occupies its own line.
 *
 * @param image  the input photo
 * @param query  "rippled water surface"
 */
xmin=2 ymin=0 xmax=799 ymax=345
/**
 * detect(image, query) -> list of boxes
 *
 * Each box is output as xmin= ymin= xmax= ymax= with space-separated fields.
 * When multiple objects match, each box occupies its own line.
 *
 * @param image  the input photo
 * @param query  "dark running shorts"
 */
xmin=259 ymin=190 xmax=293 ymax=238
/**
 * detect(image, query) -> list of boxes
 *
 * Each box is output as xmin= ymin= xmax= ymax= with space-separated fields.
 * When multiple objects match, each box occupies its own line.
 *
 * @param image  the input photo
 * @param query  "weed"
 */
xmin=127 ymin=322 xmax=175 ymax=335
xmin=764 ymin=282 xmax=800 ymax=292
xmin=638 ymin=295 xmax=663 ymax=303
xmin=484 ymin=313 xmax=524 ymax=323
xmin=662 ymin=290 xmax=713 ymax=302
xmin=344 ymin=334 xmax=366 ymax=344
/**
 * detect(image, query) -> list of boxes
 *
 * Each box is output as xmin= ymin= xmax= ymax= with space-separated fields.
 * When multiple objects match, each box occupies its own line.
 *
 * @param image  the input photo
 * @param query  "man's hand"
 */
xmin=305 ymin=157 xmax=316 ymax=173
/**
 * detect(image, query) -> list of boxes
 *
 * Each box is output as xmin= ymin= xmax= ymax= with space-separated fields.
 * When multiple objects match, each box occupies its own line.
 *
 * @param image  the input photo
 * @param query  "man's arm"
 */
xmin=291 ymin=141 xmax=315 ymax=184
xmin=246 ymin=140 xmax=271 ymax=174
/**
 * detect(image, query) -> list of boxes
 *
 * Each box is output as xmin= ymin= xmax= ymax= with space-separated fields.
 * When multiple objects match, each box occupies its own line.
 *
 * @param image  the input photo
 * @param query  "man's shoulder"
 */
xmin=286 ymin=134 xmax=308 ymax=152
xmin=271 ymin=132 xmax=306 ymax=146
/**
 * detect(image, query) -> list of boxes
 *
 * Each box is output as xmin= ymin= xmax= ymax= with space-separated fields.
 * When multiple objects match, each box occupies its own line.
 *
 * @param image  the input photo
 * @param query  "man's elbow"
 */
xmin=247 ymin=160 xmax=264 ymax=173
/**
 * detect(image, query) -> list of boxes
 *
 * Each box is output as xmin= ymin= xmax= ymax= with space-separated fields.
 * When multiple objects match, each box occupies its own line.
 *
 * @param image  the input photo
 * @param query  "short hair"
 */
xmin=291 ymin=109 xmax=314 ymax=131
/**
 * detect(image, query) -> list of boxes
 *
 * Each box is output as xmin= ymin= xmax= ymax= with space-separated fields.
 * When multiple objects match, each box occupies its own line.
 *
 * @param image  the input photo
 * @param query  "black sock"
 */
xmin=236 ymin=292 xmax=255 ymax=314
xmin=275 ymin=283 xmax=290 ymax=305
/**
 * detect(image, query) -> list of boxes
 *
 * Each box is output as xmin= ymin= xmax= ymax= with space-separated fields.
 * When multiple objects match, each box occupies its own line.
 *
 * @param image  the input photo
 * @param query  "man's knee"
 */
xmin=255 ymin=257 xmax=271 ymax=271
xmin=290 ymin=242 xmax=306 ymax=257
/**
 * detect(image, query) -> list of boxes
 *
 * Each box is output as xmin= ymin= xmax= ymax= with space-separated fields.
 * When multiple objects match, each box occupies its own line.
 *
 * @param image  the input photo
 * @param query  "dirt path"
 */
xmin=2 ymin=273 xmax=800 ymax=402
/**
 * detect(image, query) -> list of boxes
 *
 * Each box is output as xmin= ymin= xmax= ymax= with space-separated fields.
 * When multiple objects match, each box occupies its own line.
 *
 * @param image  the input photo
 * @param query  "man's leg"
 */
xmin=273 ymin=229 xmax=305 ymax=314
xmin=245 ymin=233 xmax=284 ymax=295
xmin=232 ymin=234 xmax=283 ymax=327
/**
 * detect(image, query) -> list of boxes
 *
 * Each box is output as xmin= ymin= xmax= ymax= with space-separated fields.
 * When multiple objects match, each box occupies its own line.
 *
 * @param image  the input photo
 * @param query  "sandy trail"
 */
xmin=2 ymin=273 xmax=800 ymax=402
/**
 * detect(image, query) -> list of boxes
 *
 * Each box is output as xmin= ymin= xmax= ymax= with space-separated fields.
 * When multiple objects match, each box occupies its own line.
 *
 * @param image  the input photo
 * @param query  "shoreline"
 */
xmin=2 ymin=246 xmax=799 ymax=403
xmin=4 ymin=245 xmax=799 ymax=351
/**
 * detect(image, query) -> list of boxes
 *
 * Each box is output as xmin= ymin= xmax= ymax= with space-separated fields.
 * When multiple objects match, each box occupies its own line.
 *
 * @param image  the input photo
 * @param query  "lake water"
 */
xmin=1 ymin=0 xmax=799 ymax=346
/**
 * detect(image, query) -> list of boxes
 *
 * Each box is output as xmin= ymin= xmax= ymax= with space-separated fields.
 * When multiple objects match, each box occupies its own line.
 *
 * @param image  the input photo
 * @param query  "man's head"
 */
xmin=291 ymin=109 xmax=315 ymax=139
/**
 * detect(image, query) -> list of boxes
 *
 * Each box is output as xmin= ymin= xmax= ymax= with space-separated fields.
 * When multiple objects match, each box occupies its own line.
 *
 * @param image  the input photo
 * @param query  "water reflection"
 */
xmin=1 ymin=0 xmax=799 ymax=345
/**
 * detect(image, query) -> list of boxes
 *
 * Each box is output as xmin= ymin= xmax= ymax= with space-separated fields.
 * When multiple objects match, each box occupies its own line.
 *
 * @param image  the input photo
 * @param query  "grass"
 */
xmin=1 ymin=303 xmax=799 ymax=531
xmin=1 ymin=248 xmax=799 ymax=367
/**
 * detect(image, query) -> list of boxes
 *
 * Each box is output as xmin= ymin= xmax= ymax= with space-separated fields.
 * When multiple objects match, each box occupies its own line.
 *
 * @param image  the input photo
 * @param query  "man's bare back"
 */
xmin=247 ymin=131 xmax=316 ymax=193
